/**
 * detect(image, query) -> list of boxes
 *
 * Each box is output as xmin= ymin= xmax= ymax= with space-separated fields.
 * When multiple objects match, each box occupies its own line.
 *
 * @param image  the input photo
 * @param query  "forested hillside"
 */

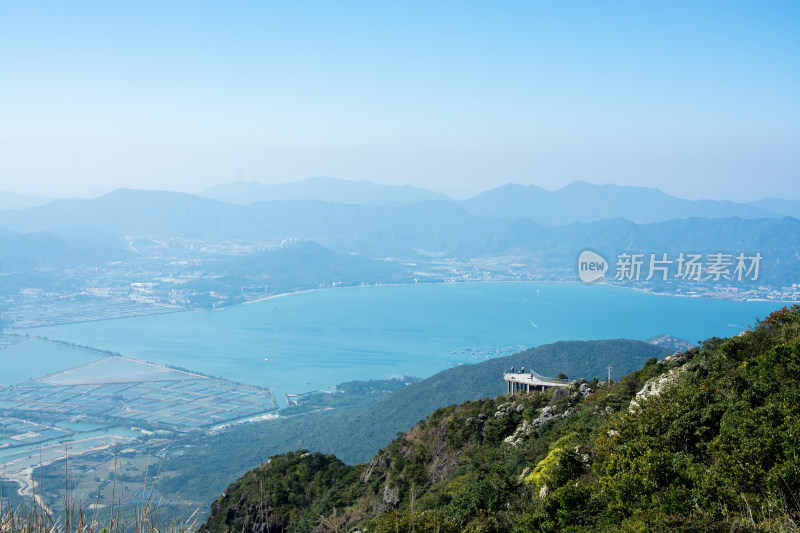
xmin=202 ymin=306 xmax=799 ymax=532
xmin=156 ymin=340 xmax=666 ymax=505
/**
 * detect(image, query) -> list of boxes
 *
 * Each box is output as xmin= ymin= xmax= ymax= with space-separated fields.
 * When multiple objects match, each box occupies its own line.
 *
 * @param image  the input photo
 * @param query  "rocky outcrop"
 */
xmin=382 ymin=484 xmax=400 ymax=507
xmin=494 ymin=402 xmax=525 ymax=419
xmin=360 ymin=453 xmax=390 ymax=484
xmin=629 ymin=366 xmax=687 ymax=412
xmin=658 ymin=352 xmax=687 ymax=366
xmin=503 ymin=406 xmax=573 ymax=447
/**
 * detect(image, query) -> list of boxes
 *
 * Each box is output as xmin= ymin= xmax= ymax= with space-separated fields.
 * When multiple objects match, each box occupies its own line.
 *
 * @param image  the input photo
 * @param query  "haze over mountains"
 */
xmin=197 ymin=178 xmax=800 ymax=222
xmin=0 ymin=190 xmax=54 ymax=210
xmin=748 ymin=196 xmax=800 ymax=218
xmin=2 ymin=187 xmax=798 ymax=251
xmin=458 ymin=181 xmax=796 ymax=224
xmin=1 ymin=178 xmax=798 ymax=291
xmin=199 ymin=176 xmax=450 ymax=207
xmin=3 ymin=177 xmax=798 ymax=222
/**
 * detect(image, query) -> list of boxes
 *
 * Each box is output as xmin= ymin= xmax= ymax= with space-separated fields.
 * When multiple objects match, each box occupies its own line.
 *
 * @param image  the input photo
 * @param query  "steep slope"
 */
xmin=155 ymin=340 xmax=667 ymax=505
xmin=202 ymin=305 xmax=799 ymax=533
xmin=321 ymin=340 xmax=669 ymax=461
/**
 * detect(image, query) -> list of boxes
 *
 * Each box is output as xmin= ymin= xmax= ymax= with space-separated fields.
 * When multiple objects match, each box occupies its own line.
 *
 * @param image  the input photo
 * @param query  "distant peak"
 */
xmin=478 ymin=183 xmax=548 ymax=194
xmin=560 ymin=180 xmax=663 ymax=193
xmin=559 ymin=180 xmax=611 ymax=191
xmin=103 ymin=187 xmax=186 ymax=197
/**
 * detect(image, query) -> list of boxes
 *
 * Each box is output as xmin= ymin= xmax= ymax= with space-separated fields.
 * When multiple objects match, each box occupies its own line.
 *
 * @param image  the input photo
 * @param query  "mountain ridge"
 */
xmin=4 ymin=179 xmax=796 ymax=226
xmin=1 ymin=188 xmax=797 ymax=287
xmin=153 ymin=339 xmax=669 ymax=506
xmin=458 ymin=180 xmax=785 ymax=225
xmin=2 ymin=188 xmax=796 ymax=252
xmin=200 ymin=176 xmax=452 ymax=206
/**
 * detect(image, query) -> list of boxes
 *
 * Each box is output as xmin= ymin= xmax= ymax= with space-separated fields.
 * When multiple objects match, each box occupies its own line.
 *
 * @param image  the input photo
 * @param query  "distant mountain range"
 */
xmin=0 ymin=187 xmax=797 ymax=286
xmin=4 ymin=178 xmax=798 ymax=223
xmin=2 ymin=187 xmax=797 ymax=250
xmin=200 ymin=176 xmax=451 ymax=207
xmin=200 ymin=177 xmax=799 ymax=223
xmin=458 ymin=181 xmax=796 ymax=225
xmin=747 ymin=196 xmax=800 ymax=218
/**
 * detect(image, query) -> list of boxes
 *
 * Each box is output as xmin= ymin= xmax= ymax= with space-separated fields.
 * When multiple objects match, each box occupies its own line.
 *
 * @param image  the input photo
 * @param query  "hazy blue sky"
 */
xmin=1 ymin=1 xmax=798 ymax=201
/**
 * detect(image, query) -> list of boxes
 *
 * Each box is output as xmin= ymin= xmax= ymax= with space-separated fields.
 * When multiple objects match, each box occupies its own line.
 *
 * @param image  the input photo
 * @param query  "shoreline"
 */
xmin=8 ymin=279 xmax=797 ymax=332
xmin=227 ymin=278 xmax=800 ymax=310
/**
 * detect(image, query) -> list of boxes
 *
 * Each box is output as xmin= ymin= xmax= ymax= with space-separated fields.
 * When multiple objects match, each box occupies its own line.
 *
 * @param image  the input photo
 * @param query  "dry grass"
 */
xmin=1 ymin=449 xmax=199 ymax=533
xmin=0 ymin=491 xmax=199 ymax=533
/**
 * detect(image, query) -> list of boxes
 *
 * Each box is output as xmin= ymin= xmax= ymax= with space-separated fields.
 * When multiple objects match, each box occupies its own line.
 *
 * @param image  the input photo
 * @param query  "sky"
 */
xmin=1 ymin=1 xmax=798 ymax=202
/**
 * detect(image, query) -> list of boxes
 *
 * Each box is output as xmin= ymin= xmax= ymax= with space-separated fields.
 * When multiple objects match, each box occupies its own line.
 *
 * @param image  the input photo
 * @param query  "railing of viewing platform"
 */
xmin=506 ymin=369 xmax=571 ymax=385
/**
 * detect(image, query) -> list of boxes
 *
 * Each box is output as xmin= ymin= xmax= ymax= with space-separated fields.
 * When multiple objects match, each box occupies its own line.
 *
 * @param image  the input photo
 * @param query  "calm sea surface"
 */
xmin=21 ymin=282 xmax=784 ymax=403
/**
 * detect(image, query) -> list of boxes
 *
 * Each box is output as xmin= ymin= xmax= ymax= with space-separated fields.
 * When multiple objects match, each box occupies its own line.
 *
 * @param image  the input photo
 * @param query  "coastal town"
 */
xmin=2 ymin=237 xmax=796 ymax=330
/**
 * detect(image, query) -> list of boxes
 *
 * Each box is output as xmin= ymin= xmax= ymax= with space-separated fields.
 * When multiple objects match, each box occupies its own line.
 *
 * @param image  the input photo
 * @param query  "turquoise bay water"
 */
xmin=20 ymin=282 xmax=784 ymax=404
xmin=0 ymin=337 xmax=99 ymax=385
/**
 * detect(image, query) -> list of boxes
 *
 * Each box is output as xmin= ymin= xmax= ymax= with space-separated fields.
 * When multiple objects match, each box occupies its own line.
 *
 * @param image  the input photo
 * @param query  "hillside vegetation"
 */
xmin=202 ymin=306 xmax=800 ymax=532
xmin=154 ymin=340 xmax=666 ymax=505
